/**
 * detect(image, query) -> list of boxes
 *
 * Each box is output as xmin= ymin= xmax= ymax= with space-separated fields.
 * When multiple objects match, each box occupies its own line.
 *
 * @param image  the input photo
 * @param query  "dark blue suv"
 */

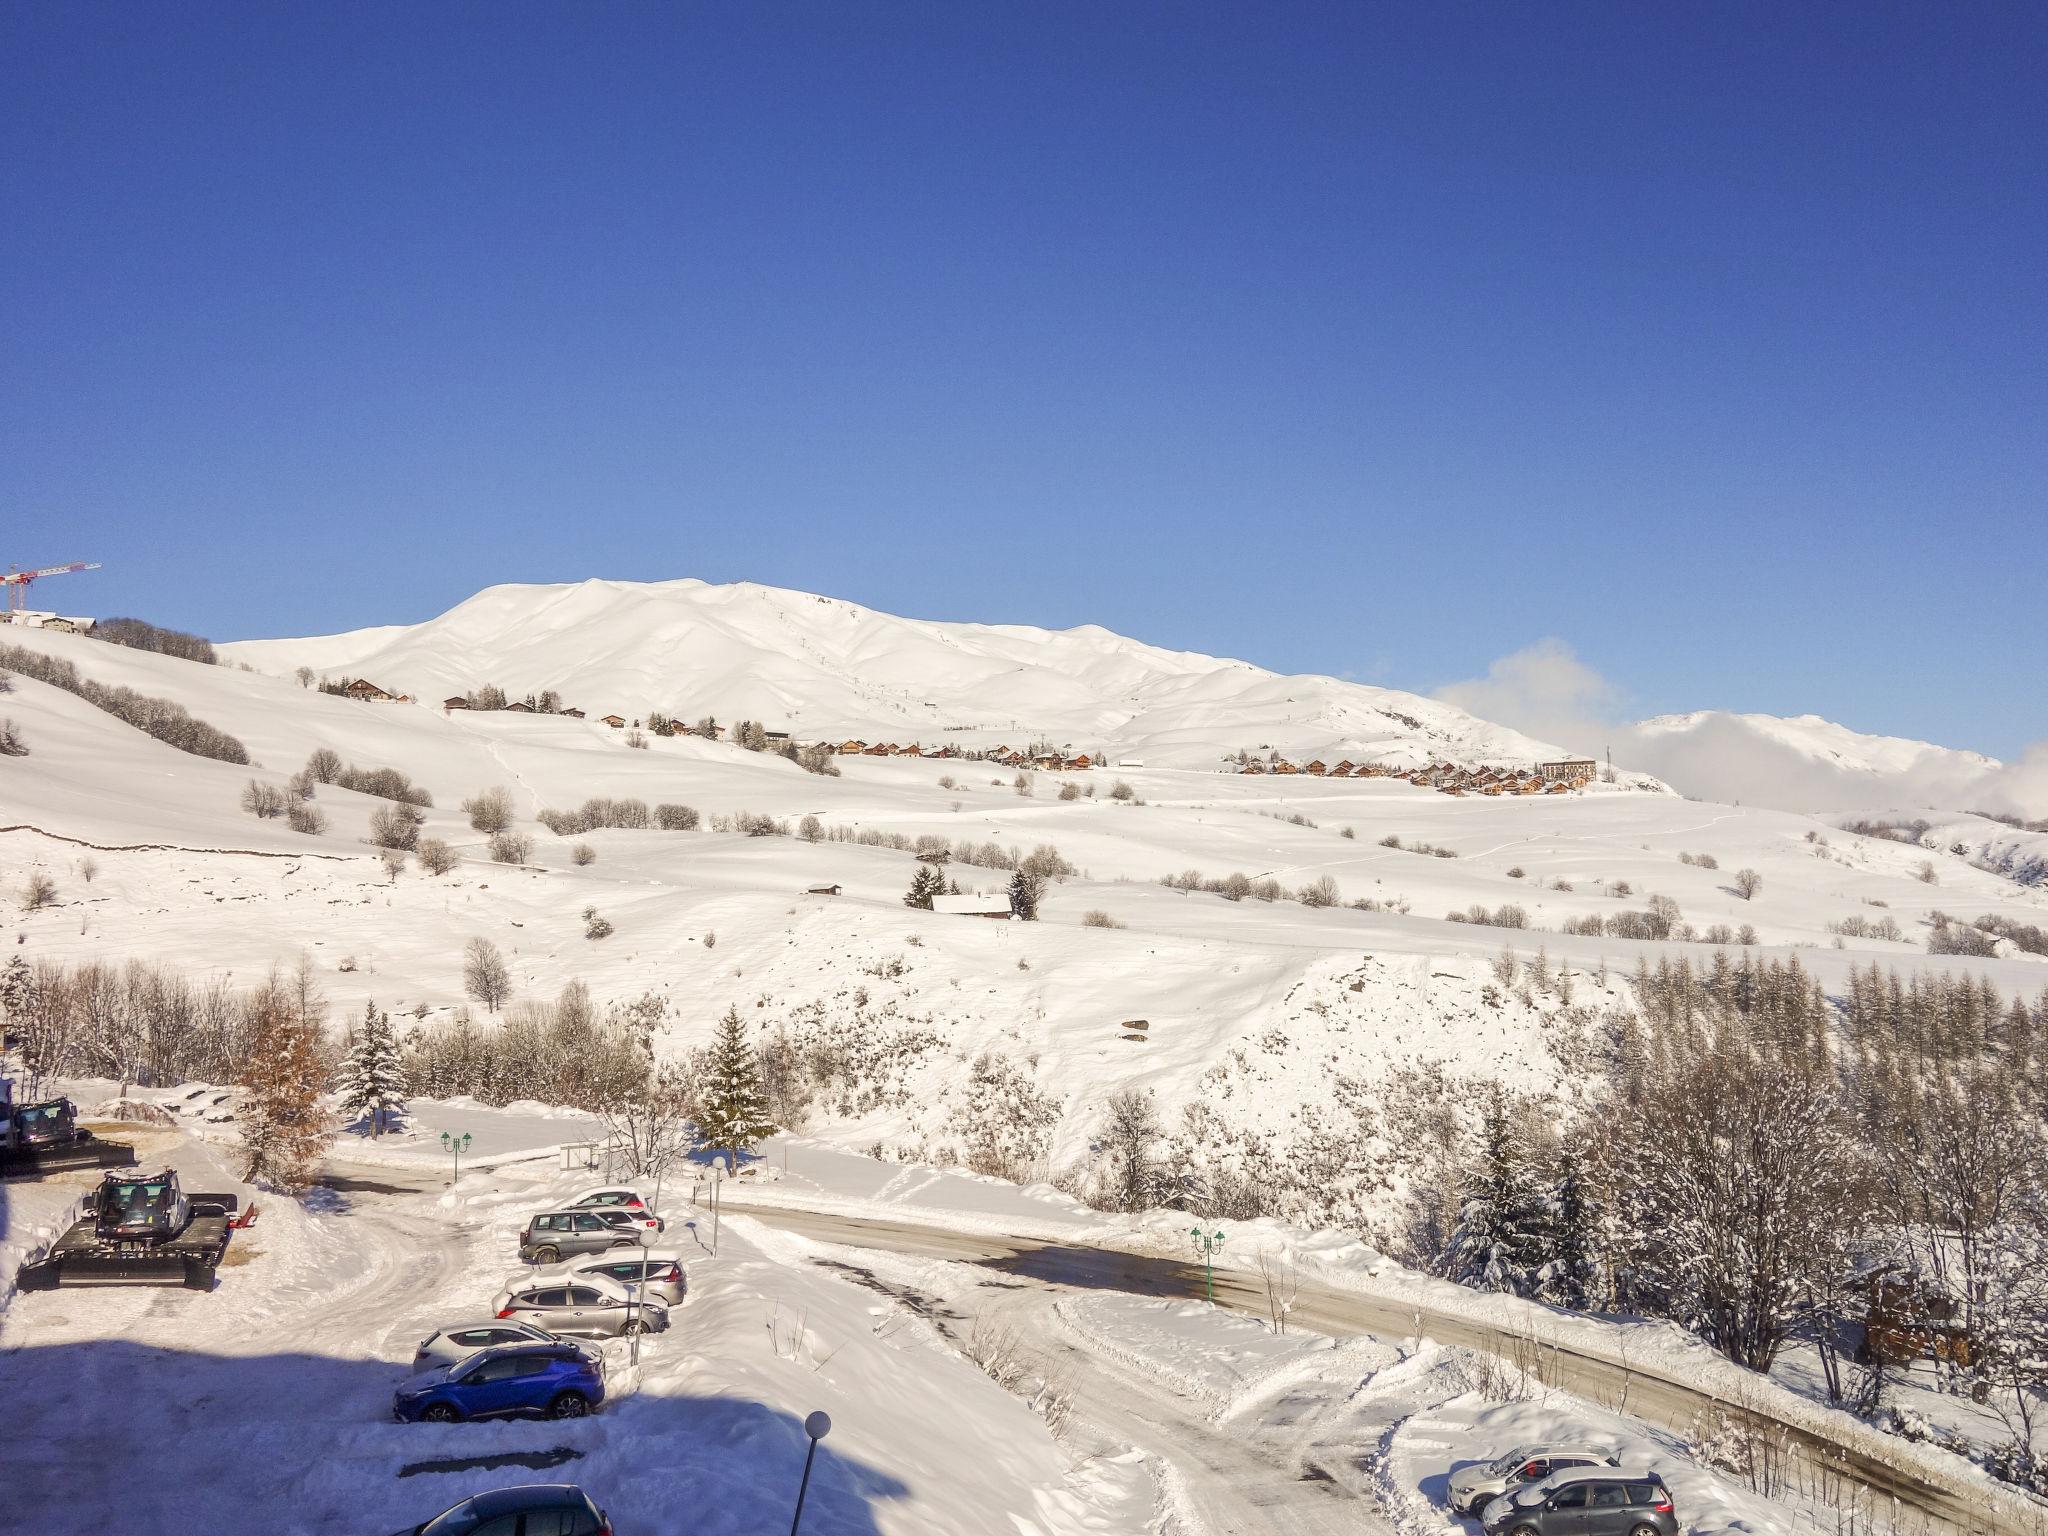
xmin=393 ymin=1342 xmax=605 ymax=1423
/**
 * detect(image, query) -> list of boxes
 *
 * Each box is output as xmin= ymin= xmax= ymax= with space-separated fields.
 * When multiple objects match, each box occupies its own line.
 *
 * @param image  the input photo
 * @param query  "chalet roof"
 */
xmin=933 ymin=893 xmax=1012 ymax=916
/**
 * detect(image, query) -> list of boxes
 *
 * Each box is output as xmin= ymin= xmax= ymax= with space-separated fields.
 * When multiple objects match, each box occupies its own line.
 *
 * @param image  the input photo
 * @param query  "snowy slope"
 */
xmin=1618 ymin=709 xmax=2024 ymax=814
xmin=220 ymin=578 xmax=1576 ymax=770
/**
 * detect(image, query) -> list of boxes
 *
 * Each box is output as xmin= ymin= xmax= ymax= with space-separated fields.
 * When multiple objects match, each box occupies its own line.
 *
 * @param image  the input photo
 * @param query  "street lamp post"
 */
xmin=788 ymin=1410 xmax=832 ymax=1535
xmin=1190 ymin=1226 xmax=1225 ymax=1306
xmin=440 ymin=1130 xmax=473 ymax=1186
xmin=708 ymin=1156 xmax=726 ymax=1256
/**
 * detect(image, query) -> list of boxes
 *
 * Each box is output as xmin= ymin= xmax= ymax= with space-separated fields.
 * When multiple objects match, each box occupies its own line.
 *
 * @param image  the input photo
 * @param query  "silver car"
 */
xmin=410 ymin=1319 xmax=596 ymax=1375
xmin=526 ymin=1249 xmax=688 ymax=1308
xmin=519 ymin=1207 xmax=644 ymax=1264
xmin=1451 ymin=1444 xmax=1618 ymax=1516
xmin=492 ymin=1271 xmax=670 ymax=1339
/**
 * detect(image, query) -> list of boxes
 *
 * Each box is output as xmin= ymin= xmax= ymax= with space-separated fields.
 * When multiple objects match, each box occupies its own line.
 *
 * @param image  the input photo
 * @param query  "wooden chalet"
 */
xmin=561 ymin=707 xmax=585 ymax=719
xmin=1303 ymin=760 xmax=1328 ymax=776
xmin=805 ymin=884 xmax=842 ymax=897
xmin=504 ymin=701 xmax=532 ymax=713
xmin=1271 ymin=760 xmax=1299 ymax=775
xmin=838 ymin=740 xmax=867 ymax=755
xmin=343 ymin=678 xmax=395 ymax=702
xmin=600 ymin=714 xmax=627 ymax=729
xmin=441 ymin=696 xmax=470 ymax=711
xmin=864 ymin=742 xmax=893 ymax=757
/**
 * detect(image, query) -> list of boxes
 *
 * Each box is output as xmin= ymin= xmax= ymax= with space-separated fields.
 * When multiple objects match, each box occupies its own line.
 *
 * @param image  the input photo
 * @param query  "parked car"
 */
xmin=520 ymin=1208 xmax=645 ymax=1264
xmin=493 ymin=1270 xmax=671 ymax=1339
xmin=1480 ymin=1469 xmax=1676 ymax=1536
xmin=392 ymin=1342 xmax=605 ymax=1424
xmin=561 ymin=1186 xmax=665 ymax=1235
xmin=524 ymin=1249 xmax=689 ymax=1308
xmin=393 ymin=1482 xmax=611 ymax=1535
xmin=411 ymin=1319 xmax=598 ymax=1375
xmin=1451 ymin=1443 xmax=1618 ymax=1515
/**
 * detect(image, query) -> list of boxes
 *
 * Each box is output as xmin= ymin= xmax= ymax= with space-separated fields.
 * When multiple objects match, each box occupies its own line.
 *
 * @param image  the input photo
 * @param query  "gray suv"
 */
xmin=1481 ymin=1470 xmax=1676 ymax=1536
xmin=519 ymin=1208 xmax=644 ymax=1264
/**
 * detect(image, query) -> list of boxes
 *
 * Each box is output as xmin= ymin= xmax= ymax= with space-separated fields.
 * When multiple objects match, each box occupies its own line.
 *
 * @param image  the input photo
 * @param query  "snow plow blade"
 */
xmin=16 ymin=1249 xmax=219 ymax=1290
xmin=0 ymin=1137 xmax=139 ymax=1179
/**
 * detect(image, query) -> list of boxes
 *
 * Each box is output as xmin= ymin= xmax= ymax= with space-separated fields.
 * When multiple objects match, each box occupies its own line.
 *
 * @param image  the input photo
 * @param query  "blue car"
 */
xmin=393 ymin=1342 xmax=605 ymax=1423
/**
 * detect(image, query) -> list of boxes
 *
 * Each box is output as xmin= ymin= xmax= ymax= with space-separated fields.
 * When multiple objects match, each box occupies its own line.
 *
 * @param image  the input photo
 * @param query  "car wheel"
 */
xmin=534 ymin=1245 xmax=560 ymax=1264
xmin=1511 ymin=1525 xmax=1540 ymax=1536
xmin=609 ymin=1238 xmax=636 ymax=1250
xmin=622 ymin=1317 xmax=648 ymax=1336
xmin=549 ymin=1391 xmax=591 ymax=1420
xmin=422 ymin=1403 xmax=460 ymax=1424
xmin=1630 ymin=1525 xmax=1660 ymax=1536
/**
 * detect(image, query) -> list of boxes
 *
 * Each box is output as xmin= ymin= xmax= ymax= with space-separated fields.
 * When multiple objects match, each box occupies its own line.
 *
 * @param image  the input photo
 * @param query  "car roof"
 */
xmin=475 ymin=1340 xmax=578 ymax=1359
xmin=512 ymin=1270 xmax=636 ymax=1300
xmin=466 ymin=1485 xmax=588 ymax=1515
xmin=1510 ymin=1443 xmax=1614 ymax=1459
xmin=1534 ymin=1466 xmax=1644 ymax=1493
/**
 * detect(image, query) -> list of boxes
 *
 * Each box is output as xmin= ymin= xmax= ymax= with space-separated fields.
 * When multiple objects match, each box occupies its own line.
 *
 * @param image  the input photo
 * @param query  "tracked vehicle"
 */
xmin=0 ymin=1078 xmax=138 ymax=1178
xmin=15 ymin=1167 xmax=239 ymax=1291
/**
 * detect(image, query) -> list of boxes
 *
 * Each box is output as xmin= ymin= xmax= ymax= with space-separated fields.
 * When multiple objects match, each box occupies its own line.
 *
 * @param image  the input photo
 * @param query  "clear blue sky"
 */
xmin=4 ymin=3 xmax=2042 ymax=755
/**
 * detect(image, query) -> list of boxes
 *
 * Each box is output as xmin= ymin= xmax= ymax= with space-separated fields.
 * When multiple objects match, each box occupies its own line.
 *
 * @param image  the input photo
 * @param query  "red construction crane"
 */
xmin=3 ymin=561 xmax=103 ymax=613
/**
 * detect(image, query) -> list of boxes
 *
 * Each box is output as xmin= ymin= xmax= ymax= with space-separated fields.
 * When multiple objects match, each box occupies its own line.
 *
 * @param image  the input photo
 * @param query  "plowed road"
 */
xmin=724 ymin=1201 xmax=2020 ymax=1536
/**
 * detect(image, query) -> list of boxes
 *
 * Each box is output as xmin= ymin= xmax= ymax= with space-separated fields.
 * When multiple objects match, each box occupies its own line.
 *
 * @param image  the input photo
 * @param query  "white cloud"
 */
xmin=1431 ymin=638 xmax=1622 ymax=754
xmin=1434 ymin=639 xmax=2047 ymax=818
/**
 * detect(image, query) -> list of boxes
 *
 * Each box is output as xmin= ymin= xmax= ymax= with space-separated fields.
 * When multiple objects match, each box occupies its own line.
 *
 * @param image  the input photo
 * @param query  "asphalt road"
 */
xmin=723 ymin=1200 xmax=2028 ymax=1536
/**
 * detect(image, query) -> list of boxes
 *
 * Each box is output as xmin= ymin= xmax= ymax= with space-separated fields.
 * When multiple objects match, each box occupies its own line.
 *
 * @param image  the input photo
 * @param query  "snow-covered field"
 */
xmin=4 ymin=584 xmax=2044 ymax=1534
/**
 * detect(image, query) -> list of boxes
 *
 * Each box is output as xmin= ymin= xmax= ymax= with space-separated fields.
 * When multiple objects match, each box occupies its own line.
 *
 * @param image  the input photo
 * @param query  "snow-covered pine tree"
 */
xmin=1534 ymin=1146 xmax=1600 ymax=1309
xmin=695 ymin=1006 xmax=777 ymax=1161
xmin=337 ymin=1001 xmax=407 ymax=1138
xmin=904 ymin=865 xmax=944 ymax=910
xmin=1008 ymin=869 xmax=1041 ymax=921
xmin=1445 ymin=1088 xmax=1548 ymax=1296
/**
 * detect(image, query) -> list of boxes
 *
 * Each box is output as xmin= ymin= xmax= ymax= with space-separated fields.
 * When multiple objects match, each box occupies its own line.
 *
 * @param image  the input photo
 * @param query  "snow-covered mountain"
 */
xmin=1613 ymin=709 xmax=2035 ymax=816
xmin=221 ymin=577 xmax=1578 ymax=771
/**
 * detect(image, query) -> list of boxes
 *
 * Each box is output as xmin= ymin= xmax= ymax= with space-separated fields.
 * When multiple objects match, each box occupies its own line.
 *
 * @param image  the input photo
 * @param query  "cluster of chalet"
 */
xmin=1240 ymin=755 xmax=1599 ymax=796
xmin=834 ymin=739 xmax=952 ymax=758
xmin=983 ymin=744 xmax=1099 ymax=771
xmin=440 ymin=694 xmax=587 ymax=719
xmin=0 ymin=610 xmax=94 ymax=633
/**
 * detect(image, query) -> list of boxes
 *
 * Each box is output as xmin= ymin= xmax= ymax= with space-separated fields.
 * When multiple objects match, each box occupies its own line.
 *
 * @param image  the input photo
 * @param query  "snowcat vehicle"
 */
xmin=15 ymin=1167 xmax=239 ymax=1291
xmin=0 ymin=1079 xmax=138 ymax=1178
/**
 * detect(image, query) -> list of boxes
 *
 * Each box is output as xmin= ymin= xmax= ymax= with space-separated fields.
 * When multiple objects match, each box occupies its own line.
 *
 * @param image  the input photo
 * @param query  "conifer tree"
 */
xmin=1008 ymin=869 xmax=1041 ymax=921
xmin=904 ymin=865 xmax=944 ymax=910
xmin=337 ymin=1001 xmax=407 ymax=1138
xmin=238 ymin=999 xmax=334 ymax=1192
xmin=695 ymin=1007 xmax=777 ymax=1160
xmin=1446 ymin=1088 xmax=1548 ymax=1295
xmin=1535 ymin=1146 xmax=1600 ymax=1309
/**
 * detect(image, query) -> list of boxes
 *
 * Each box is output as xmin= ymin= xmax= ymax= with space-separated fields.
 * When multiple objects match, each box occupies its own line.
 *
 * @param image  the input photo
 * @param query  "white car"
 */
xmin=410 ymin=1319 xmax=596 ymax=1375
xmin=563 ymin=1185 xmax=665 ymax=1234
xmin=1450 ymin=1444 xmax=1618 ymax=1516
xmin=523 ymin=1247 xmax=689 ymax=1307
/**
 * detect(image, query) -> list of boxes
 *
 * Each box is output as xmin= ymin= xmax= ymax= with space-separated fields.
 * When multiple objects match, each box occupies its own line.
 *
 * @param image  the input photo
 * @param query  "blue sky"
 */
xmin=4 ymin=3 xmax=2042 ymax=755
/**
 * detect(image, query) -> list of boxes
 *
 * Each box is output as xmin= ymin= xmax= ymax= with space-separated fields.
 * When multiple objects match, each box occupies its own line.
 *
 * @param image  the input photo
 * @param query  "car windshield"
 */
xmin=107 ymin=1180 xmax=169 ymax=1208
xmin=1487 ymin=1452 xmax=1525 ymax=1475
xmin=1511 ymin=1486 xmax=1550 ymax=1508
xmin=20 ymin=1103 xmax=67 ymax=1133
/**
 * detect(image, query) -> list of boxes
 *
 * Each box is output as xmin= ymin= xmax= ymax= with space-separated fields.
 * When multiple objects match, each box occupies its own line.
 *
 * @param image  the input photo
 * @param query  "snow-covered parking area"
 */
xmin=0 ymin=1138 xmax=1145 ymax=1535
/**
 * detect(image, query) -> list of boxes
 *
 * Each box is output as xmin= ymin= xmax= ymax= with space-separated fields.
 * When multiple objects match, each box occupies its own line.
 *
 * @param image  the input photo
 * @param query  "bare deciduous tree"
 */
xmin=463 ymin=786 xmax=514 ymax=834
xmin=416 ymin=837 xmax=457 ymax=875
xmin=1733 ymin=868 xmax=1763 ymax=901
xmin=462 ymin=937 xmax=513 ymax=1012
